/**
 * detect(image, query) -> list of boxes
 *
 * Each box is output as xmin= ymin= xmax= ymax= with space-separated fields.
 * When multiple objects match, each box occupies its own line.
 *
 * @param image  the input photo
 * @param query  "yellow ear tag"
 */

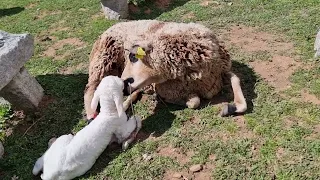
xmin=135 ymin=47 xmax=146 ymax=59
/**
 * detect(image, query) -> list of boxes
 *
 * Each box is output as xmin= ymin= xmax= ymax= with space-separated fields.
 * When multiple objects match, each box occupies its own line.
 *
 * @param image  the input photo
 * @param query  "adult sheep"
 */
xmin=84 ymin=20 xmax=247 ymax=120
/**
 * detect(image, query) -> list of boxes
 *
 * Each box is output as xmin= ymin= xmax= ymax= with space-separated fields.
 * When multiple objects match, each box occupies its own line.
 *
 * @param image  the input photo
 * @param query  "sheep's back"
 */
xmin=148 ymin=23 xmax=231 ymax=81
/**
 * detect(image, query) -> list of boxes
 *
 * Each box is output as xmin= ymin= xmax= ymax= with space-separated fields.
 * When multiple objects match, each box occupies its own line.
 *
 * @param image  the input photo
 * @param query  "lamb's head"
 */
xmin=121 ymin=43 xmax=166 ymax=95
xmin=91 ymin=76 xmax=124 ymax=117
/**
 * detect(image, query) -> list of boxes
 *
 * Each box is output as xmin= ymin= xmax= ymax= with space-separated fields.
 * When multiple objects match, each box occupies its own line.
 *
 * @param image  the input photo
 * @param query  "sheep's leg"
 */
xmin=186 ymin=94 xmax=201 ymax=109
xmin=84 ymin=85 xmax=97 ymax=120
xmin=220 ymin=72 xmax=247 ymax=116
xmin=123 ymin=90 xmax=141 ymax=112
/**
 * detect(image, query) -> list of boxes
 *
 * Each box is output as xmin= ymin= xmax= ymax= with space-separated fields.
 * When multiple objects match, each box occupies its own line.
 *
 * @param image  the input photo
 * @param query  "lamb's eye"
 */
xmin=129 ymin=53 xmax=138 ymax=63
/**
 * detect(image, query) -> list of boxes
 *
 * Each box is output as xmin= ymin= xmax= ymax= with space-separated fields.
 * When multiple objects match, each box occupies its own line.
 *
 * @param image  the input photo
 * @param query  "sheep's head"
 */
xmin=121 ymin=43 xmax=165 ymax=95
xmin=91 ymin=76 xmax=124 ymax=117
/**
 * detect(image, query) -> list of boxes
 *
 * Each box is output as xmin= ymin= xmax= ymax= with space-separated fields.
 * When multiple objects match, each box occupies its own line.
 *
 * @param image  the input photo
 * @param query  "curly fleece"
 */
xmin=84 ymin=20 xmax=233 ymax=116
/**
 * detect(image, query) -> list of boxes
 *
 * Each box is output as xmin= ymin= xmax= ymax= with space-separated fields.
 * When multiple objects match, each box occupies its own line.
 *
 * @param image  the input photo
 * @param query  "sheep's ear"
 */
xmin=129 ymin=43 xmax=152 ymax=56
xmin=114 ymin=93 xmax=124 ymax=117
xmin=91 ymin=91 xmax=99 ymax=112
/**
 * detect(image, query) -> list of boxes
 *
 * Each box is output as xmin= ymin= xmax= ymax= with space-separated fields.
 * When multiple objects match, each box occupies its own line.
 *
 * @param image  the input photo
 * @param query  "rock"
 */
xmin=100 ymin=0 xmax=128 ymax=20
xmin=227 ymin=2 xmax=233 ymax=6
xmin=142 ymin=153 xmax=152 ymax=161
xmin=0 ymin=141 xmax=4 ymax=158
xmin=0 ymin=67 xmax=44 ymax=113
xmin=0 ymin=31 xmax=33 ymax=90
xmin=314 ymin=29 xmax=320 ymax=58
xmin=172 ymin=172 xmax=182 ymax=178
xmin=189 ymin=164 xmax=203 ymax=172
xmin=0 ymin=31 xmax=44 ymax=113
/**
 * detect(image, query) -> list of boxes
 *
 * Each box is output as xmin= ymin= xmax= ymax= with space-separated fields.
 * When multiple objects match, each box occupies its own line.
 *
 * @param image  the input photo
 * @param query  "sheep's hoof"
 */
xmin=186 ymin=96 xmax=200 ymax=109
xmin=220 ymin=104 xmax=237 ymax=117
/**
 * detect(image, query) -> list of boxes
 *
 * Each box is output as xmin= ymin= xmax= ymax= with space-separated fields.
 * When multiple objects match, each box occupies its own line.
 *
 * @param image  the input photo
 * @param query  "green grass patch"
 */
xmin=1 ymin=0 xmax=320 ymax=179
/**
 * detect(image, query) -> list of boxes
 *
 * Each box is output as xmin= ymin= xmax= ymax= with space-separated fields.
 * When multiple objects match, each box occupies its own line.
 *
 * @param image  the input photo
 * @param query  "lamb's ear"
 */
xmin=114 ymin=92 xmax=124 ymax=117
xmin=91 ymin=91 xmax=99 ymax=112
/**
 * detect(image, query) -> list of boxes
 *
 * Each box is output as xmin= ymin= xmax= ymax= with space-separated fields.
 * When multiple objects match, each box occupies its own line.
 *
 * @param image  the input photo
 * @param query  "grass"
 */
xmin=0 ymin=0 xmax=320 ymax=179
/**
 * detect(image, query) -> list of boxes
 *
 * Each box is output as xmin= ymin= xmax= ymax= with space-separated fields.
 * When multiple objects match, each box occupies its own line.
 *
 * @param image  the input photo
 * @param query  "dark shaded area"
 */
xmin=128 ymin=0 xmax=190 ymax=20
xmin=231 ymin=60 xmax=258 ymax=114
xmin=0 ymin=7 xmax=25 ymax=17
xmin=0 ymin=74 xmax=88 ymax=180
xmin=0 ymin=72 xmax=180 ymax=179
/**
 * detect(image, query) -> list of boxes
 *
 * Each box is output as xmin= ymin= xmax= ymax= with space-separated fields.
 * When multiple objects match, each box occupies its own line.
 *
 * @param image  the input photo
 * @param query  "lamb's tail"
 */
xmin=32 ymin=155 xmax=44 ymax=175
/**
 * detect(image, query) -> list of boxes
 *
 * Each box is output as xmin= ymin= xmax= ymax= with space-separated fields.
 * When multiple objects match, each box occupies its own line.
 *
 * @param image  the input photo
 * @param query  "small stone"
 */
xmin=212 ymin=1 xmax=220 ymax=5
xmin=40 ymin=36 xmax=52 ymax=42
xmin=172 ymin=172 xmax=182 ymax=178
xmin=227 ymin=2 xmax=233 ymax=6
xmin=142 ymin=153 xmax=152 ymax=161
xmin=189 ymin=164 xmax=203 ymax=172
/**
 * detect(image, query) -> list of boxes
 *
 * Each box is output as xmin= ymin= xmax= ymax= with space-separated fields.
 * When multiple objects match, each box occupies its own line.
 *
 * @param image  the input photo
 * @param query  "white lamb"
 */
xmin=32 ymin=76 xmax=142 ymax=180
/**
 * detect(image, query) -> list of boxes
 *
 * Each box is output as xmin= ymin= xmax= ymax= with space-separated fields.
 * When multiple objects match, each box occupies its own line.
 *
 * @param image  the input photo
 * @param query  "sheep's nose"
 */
xmin=123 ymin=78 xmax=134 ymax=96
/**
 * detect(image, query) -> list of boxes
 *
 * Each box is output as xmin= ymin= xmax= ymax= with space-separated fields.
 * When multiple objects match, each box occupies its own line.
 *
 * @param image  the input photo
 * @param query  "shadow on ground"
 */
xmin=0 ymin=72 xmax=180 ymax=179
xmin=128 ymin=0 xmax=190 ymax=20
xmin=0 ymin=7 xmax=25 ymax=17
xmin=0 ymin=74 xmax=87 ymax=180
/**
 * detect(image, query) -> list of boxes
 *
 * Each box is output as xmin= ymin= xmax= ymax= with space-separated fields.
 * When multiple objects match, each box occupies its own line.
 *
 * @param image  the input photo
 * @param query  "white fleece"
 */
xmin=33 ymin=76 xmax=141 ymax=180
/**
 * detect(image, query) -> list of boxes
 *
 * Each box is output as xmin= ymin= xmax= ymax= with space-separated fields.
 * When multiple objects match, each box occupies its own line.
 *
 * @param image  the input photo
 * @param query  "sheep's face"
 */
xmin=121 ymin=44 xmax=165 ymax=95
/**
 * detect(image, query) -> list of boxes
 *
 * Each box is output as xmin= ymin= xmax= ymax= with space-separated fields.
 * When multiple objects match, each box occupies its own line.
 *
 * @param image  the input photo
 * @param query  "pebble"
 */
xmin=189 ymin=164 xmax=203 ymax=172
xmin=172 ymin=172 xmax=182 ymax=178
xmin=142 ymin=153 xmax=152 ymax=161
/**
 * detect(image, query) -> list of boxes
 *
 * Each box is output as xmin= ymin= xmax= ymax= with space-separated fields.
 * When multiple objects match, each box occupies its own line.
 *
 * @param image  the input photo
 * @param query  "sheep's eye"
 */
xmin=129 ymin=53 xmax=138 ymax=63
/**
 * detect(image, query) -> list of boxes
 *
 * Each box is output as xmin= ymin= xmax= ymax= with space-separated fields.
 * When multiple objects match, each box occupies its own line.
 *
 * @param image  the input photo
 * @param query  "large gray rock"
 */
xmin=100 ymin=0 xmax=128 ymax=20
xmin=315 ymin=29 xmax=320 ymax=58
xmin=0 ymin=31 xmax=44 ymax=113
xmin=0 ymin=31 xmax=34 ymax=90
xmin=0 ymin=67 xmax=44 ymax=112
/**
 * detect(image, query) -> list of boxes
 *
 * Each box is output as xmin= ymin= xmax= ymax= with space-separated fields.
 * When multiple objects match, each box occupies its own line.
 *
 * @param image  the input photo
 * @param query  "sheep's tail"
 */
xmin=220 ymin=72 xmax=247 ymax=116
xmin=32 ymin=155 xmax=44 ymax=175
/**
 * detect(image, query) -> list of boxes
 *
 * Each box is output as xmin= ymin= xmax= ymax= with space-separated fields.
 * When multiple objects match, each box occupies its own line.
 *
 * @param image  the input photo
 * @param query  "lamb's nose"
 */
xmin=123 ymin=78 xmax=134 ymax=96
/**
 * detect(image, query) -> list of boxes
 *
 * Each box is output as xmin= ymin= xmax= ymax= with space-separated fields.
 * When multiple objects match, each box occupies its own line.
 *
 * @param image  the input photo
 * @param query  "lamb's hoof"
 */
xmin=87 ymin=118 xmax=94 ymax=125
xmin=186 ymin=96 xmax=200 ymax=109
xmin=122 ymin=141 xmax=130 ymax=151
xmin=220 ymin=104 xmax=237 ymax=117
xmin=48 ymin=137 xmax=57 ymax=147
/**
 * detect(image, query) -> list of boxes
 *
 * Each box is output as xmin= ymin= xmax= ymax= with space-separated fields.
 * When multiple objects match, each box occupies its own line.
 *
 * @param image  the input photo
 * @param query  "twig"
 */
xmin=157 ymin=95 xmax=168 ymax=107
xmin=23 ymin=118 xmax=42 ymax=137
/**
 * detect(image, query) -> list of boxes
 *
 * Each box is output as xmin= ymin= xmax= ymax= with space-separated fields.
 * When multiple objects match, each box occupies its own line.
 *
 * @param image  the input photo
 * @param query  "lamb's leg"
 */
xmin=186 ymin=94 xmax=201 ymax=109
xmin=39 ymin=135 xmax=74 ymax=179
xmin=32 ymin=136 xmax=66 ymax=176
xmin=115 ymin=116 xmax=142 ymax=150
xmin=220 ymin=72 xmax=247 ymax=116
